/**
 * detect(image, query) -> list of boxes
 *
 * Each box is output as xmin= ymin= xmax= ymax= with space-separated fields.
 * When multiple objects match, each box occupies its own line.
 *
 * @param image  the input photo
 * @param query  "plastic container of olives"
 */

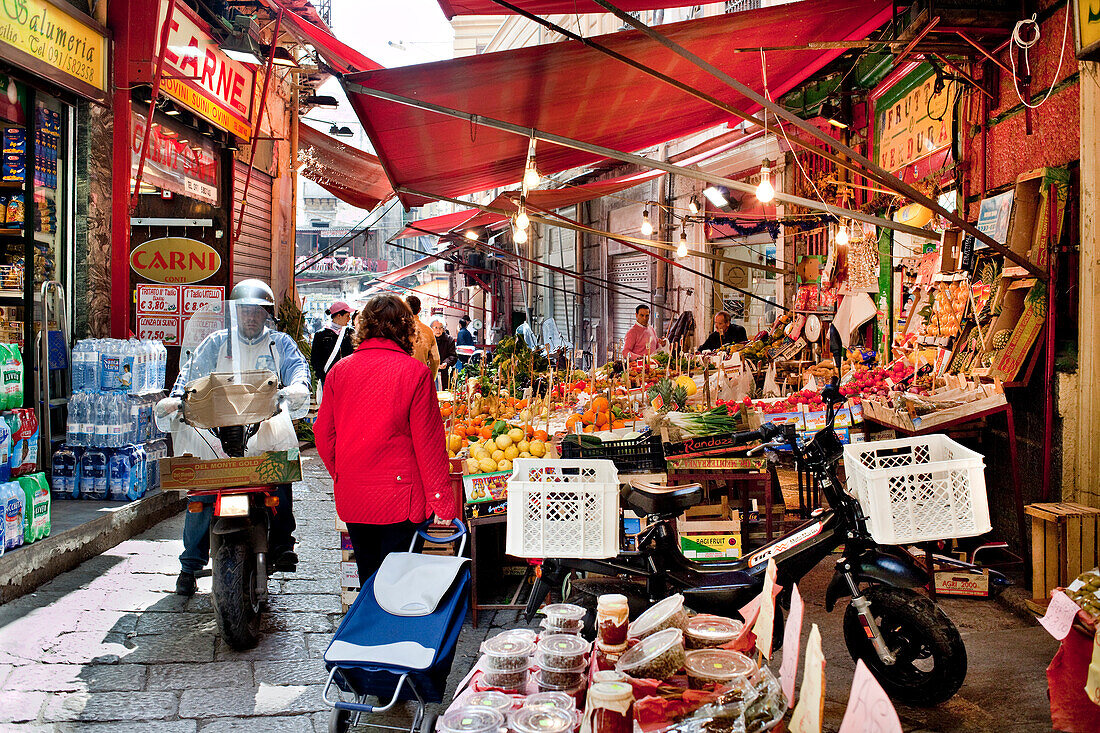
xmin=535 ymin=660 xmax=588 ymax=688
xmin=683 ymin=649 xmax=757 ymax=690
xmin=628 ymin=594 xmax=688 ymax=640
xmin=508 ymin=706 xmax=575 ymax=733
xmin=464 ymin=690 xmax=516 ymax=715
xmin=615 ymin=628 xmax=686 ymax=680
xmin=536 ymin=634 xmax=591 ymax=669
xmin=480 ymin=668 xmax=528 ymax=691
xmin=438 ymin=706 xmax=506 ymax=733
xmin=684 ymin=614 xmax=744 ymax=649
xmin=540 ymin=603 xmax=587 ymax=634
xmin=499 ymin=628 xmax=538 ymax=644
xmin=480 ymin=635 xmax=536 ymax=671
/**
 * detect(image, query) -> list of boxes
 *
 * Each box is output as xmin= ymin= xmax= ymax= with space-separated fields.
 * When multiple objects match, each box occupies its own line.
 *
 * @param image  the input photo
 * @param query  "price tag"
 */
xmin=136 ymin=284 xmax=180 ymax=315
xmin=789 ymin=623 xmax=825 ymax=733
xmin=181 ymin=286 xmax=225 ymax=316
xmin=837 ymin=659 xmax=903 ymax=733
xmin=779 ymin=583 xmax=805 ymax=703
xmin=136 ymin=315 xmax=180 ymax=346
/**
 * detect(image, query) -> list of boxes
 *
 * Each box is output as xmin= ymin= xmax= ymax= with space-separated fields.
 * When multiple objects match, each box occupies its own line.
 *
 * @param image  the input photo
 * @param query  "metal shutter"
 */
xmin=609 ymin=254 xmax=651 ymax=347
xmin=231 ymin=160 xmax=273 ymax=286
xmin=540 ymin=219 xmax=577 ymax=346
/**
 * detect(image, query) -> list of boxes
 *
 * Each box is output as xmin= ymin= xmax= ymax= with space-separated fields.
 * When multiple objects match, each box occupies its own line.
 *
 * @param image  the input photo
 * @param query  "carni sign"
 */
xmin=131 ymin=238 xmax=221 ymax=285
xmin=0 ymin=0 xmax=107 ymax=100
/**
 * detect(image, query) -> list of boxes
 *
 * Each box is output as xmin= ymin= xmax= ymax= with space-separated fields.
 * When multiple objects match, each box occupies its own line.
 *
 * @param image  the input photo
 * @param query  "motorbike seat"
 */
xmin=625 ymin=480 xmax=704 ymax=517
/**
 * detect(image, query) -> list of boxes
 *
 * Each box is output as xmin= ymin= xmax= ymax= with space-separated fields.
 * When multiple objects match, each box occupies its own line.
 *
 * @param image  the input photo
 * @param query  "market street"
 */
xmin=0 ymin=449 xmax=1059 ymax=732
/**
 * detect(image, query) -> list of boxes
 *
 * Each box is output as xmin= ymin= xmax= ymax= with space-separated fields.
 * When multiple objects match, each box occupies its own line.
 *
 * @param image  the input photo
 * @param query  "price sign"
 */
xmin=136 ymin=284 xmax=180 ymax=315
xmin=137 ymin=315 xmax=181 ymax=346
xmin=181 ymin=286 xmax=225 ymax=316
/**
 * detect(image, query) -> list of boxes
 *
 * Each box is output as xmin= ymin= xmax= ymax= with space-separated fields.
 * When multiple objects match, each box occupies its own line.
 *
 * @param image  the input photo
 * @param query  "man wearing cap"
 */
xmin=311 ymin=301 xmax=355 ymax=387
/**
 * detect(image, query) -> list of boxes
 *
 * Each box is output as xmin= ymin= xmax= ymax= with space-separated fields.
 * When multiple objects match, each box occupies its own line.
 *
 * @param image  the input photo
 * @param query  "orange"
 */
xmin=582 ymin=410 xmax=596 ymax=425
xmin=583 ymin=424 xmax=595 ymax=433
xmin=479 ymin=426 xmax=493 ymax=440
xmin=534 ymin=430 xmax=549 ymax=442
xmin=612 ymin=420 xmax=626 ymax=429
xmin=592 ymin=396 xmax=609 ymax=413
xmin=525 ymin=425 xmax=535 ymax=438
xmin=453 ymin=425 xmax=467 ymax=438
xmin=596 ymin=411 xmax=610 ymax=427
xmin=565 ymin=414 xmax=582 ymax=431
xmin=441 ymin=406 xmax=452 ymax=418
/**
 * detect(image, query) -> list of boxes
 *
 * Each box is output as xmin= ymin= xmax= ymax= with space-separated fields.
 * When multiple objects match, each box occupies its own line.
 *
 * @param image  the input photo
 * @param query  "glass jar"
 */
xmin=596 ymin=594 xmax=630 ymax=648
xmin=581 ymin=681 xmax=634 ymax=733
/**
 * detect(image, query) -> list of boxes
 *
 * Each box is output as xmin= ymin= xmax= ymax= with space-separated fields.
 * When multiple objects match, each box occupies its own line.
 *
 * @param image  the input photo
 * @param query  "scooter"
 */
xmin=525 ymin=380 xmax=979 ymax=705
xmin=178 ymin=369 xmax=294 ymax=651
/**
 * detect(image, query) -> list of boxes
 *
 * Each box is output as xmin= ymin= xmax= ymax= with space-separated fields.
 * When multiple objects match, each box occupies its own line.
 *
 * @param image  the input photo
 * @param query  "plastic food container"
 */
xmin=481 ymin=635 xmax=536 ymax=671
xmin=534 ymin=676 xmax=586 ymax=703
xmin=465 ymin=690 xmax=516 ymax=715
xmin=536 ymin=634 xmax=591 ymax=669
xmin=523 ymin=691 xmax=576 ymax=712
xmin=481 ymin=668 xmax=528 ymax=691
xmin=683 ymin=649 xmax=757 ymax=690
xmin=628 ymin=594 xmax=687 ymax=640
xmin=509 ymin=706 xmax=575 ymax=733
xmin=535 ymin=660 xmax=588 ymax=688
xmin=615 ymin=628 xmax=686 ymax=680
xmin=540 ymin=603 xmax=586 ymax=634
xmin=439 ymin=706 xmax=505 ymax=733
xmin=499 ymin=629 xmax=538 ymax=644
xmin=592 ymin=670 xmax=628 ymax=684
xmin=684 ymin=614 xmax=744 ymax=649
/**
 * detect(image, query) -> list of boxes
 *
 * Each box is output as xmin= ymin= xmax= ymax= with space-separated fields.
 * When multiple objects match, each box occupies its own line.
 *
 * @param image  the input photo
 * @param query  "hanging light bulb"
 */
xmin=464 ymin=229 xmax=479 ymax=240
xmin=677 ymin=229 xmax=688 ymax=259
xmin=834 ymin=222 xmax=849 ymax=247
xmin=640 ymin=208 xmax=653 ymax=236
xmin=688 ymin=195 xmax=700 ymax=214
xmin=755 ymin=160 xmax=775 ymax=203
xmin=523 ymin=136 xmax=540 ymax=190
xmin=514 ymin=225 xmax=529 ymax=244
xmin=515 ymin=207 xmax=529 ymax=231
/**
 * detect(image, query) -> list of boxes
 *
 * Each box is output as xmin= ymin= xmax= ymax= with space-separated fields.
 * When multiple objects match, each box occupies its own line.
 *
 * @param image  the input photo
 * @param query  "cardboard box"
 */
xmin=466 ymin=498 xmax=507 ymax=519
xmin=676 ymin=517 xmax=742 ymax=561
xmin=341 ymin=589 xmax=359 ymax=613
xmin=933 ymin=570 xmax=991 ymax=597
xmin=463 ymin=471 xmax=510 ymax=504
xmin=341 ymin=561 xmax=360 ymax=590
xmin=991 ymin=282 xmax=1046 ymax=382
xmin=160 ymin=449 xmax=303 ymax=492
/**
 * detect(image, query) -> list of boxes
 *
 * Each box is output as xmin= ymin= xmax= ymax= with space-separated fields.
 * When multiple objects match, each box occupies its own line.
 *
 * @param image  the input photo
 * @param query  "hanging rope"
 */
xmin=1009 ymin=9 xmax=1070 ymax=110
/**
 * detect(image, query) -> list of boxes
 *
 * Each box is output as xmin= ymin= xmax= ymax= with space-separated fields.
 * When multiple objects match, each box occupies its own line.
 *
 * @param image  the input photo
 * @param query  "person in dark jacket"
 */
xmin=698 ymin=311 xmax=747 ymax=352
xmin=432 ymin=319 xmax=458 ymax=390
xmin=311 ymin=301 xmax=354 ymax=386
xmin=456 ymin=318 xmax=475 ymax=347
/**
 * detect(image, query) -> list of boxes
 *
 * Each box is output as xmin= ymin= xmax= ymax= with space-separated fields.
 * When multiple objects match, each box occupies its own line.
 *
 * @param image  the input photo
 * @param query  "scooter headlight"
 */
xmin=217 ymin=494 xmax=250 ymax=517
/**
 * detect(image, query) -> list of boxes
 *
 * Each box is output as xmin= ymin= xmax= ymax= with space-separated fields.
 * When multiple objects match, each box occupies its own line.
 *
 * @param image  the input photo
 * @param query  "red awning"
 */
xmin=394 ymin=208 xmax=483 ymax=240
xmin=298 ymin=123 xmax=393 ymax=210
xmin=342 ymin=0 xmax=891 ymax=206
xmin=437 ymin=0 xmax=701 ymax=18
xmin=261 ymin=0 xmax=382 ymax=74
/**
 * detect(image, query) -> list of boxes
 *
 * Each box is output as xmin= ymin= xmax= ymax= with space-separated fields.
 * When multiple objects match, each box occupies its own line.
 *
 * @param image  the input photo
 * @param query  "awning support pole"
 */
xmin=345 ymin=82 xmax=938 ymax=243
xmin=588 ymin=0 xmax=1045 ymax=278
xmin=131 ymin=0 xmax=176 ymax=210
xmin=234 ymin=8 xmax=284 ymax=245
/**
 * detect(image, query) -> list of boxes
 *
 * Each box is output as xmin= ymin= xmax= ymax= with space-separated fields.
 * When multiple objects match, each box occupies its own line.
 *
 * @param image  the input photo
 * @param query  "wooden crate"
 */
xmin=1026 ymin=502 xmax=1100 ymax=599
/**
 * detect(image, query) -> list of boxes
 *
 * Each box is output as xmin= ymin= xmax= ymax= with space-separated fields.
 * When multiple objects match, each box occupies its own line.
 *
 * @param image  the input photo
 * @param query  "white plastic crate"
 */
xmin=842 ymin=434 xmax=991 ymax=545
xmin=505 ymin=458 xmax=620 ymax=559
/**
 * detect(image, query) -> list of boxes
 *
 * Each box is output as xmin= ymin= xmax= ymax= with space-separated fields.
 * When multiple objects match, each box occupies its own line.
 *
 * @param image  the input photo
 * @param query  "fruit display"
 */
xmin=1065 ymin=569 xmax=1100 ymax=622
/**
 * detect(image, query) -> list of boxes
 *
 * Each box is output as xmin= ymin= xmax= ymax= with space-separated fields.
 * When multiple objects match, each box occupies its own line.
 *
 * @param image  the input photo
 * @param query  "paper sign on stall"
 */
xmin=1039 ymin=591 xmax=1080 ymax=640
xmin=837 ymin=659 xmax=903 ymax=733
xmin=137 ymin=315 xmax=181 ymax=346
xmin=181 ymin=286 xmax=225 ymax=316
xmin=789 ymin=623 xmax=825 ymax=733
xmin=751 ymin=559 xmax=779 ymax=659
xmin=779 ymin=583 xmax=805 ymax=702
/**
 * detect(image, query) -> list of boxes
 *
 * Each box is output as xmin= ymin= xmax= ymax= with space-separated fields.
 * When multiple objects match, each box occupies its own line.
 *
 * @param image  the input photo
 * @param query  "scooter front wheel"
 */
xmin=212 ymin=538 xmax=263 ymax=650
xmin=842 ymin=585 xmax=966 ymax=706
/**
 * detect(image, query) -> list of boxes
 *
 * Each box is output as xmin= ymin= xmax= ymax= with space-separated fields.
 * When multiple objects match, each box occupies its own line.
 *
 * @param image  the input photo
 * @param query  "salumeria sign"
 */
xmin=155 ymin=0 xmax=254 ymax=139
xmin=0 ymin=0 xmax=106 ymax=93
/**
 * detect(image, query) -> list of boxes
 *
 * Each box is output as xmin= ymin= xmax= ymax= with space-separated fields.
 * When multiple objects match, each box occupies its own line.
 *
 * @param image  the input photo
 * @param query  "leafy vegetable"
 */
xmin=666 ymin=405 xmax=745 ymax=437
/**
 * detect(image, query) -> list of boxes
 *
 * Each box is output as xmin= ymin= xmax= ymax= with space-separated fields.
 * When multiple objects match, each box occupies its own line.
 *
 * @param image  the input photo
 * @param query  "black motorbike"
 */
xmin=525 ymin=380 xmax=972 ymax=705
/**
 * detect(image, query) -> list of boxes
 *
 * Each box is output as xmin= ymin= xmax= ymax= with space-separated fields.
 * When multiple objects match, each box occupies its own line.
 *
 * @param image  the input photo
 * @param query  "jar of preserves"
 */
xmin=581 ymin=681 xmax=634 ymax=733
xmin=596 ymin=594 xmax=630 ymax=648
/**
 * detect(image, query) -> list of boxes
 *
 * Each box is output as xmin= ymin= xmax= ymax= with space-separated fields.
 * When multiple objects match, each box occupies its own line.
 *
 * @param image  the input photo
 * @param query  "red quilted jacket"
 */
xmin=315 ymin=338 xmax=459 ymax=525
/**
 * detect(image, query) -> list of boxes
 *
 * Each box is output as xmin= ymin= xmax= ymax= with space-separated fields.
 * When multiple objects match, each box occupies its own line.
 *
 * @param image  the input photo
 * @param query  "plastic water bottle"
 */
xmin=131 ymin=444 xmax=146 ymax=500
xmin=157 ymin=340 xmax=167 ymax=391
xmin=93 ymin=393 xmax=109 ymax=447
xmin=2 ymin=480 xmax=24 ymax=549
xmin=66 ymin=391 xmax=81 ymax=447
xmin=71 ymin=341 xmax=84 ymax=392
xmin=146 ymin=341 xmax=158 ymax=392
xmin=107 ymin=448 xmax=130 ymax=501
xmin=0 ymin=415 xmax=11 ymax=483
xmin=52 ymin=445 xmax=78 ymax=499
xmin=80 ymin=448 xmax=107 ymax=500
xmin=87 ymin=340 xmax=101 ymax=392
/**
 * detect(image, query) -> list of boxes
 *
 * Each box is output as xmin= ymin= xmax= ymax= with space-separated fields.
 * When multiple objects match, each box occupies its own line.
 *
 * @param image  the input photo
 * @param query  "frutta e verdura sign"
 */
xmin=0 ymin=0 xmax=107 ymax=97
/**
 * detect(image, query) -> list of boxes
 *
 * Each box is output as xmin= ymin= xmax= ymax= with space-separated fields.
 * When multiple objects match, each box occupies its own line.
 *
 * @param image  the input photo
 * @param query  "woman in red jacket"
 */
xmin=315 ymin=294 xmax=460 ymax=583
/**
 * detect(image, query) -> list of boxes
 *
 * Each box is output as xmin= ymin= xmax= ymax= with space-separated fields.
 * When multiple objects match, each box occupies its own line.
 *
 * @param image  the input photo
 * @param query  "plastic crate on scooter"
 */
xmin=842 ymin=435 xmax=991 ymax=545
xmin=505 ymin=459 xmax=619 ymax=559
xmin=559 ymin=433 xmax=665 ymax=473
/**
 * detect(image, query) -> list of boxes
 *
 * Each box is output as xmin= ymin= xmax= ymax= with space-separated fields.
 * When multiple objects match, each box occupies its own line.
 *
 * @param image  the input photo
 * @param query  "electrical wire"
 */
xmin=1010 ymin=9 xmax=1071 ymax=110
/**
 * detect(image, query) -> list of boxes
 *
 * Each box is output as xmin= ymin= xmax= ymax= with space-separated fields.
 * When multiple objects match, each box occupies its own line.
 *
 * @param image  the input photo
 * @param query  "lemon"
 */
xmin=517 ymin=440 xmax=530 ymax=454
xmin=495 ymin=434 xmax=513 ymax=450
xmin=519 ymin=451 xmax=532 ymax=459
xmin=446 ymin=434 xmax=462 ymax=453
xmin=492 ymin=449 xmax=505 ymax=462
xmin=470 ymin=444 xmax=487 ymax=460
xmin=497 ymin=459 xmax=512 ymax=473
xmin=508 ymin=428 xmax=525 ymax=443
xmin=529 ymin=439 xmax=547 ymax=458
xmin=465 ymin=458 xmax=480 ymax=475
xmin=478 ymin=457 xmax=498 ymax=473
xmin=504 ymin=445 xmax=519 ymax=461
xmin=674 ymin=375 xmax=698 ymax=396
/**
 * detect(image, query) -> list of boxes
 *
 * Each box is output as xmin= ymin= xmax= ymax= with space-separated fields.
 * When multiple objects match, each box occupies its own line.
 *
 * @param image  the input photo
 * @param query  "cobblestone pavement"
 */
xmin=0 ymin=448 xmax=1061 ymax=732
xmin=0 ymin=450 xmax=518 ymax=732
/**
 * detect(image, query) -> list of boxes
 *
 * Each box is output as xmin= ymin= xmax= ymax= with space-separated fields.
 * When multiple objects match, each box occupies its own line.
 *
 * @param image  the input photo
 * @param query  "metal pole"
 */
xmin=587 ymin=0 xmax=1045 ymax=278
xmin=345 ymin=82 xmax=938 ymax=243
xmin=234 ymin=8 xmax=284 ymax=244
xmin=131 ymin=0 xmax=176 ymax=209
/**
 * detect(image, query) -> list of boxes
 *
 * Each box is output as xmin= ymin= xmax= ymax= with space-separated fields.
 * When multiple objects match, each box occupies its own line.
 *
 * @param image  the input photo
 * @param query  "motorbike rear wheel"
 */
xmin=842 ymin=585 xmax=966 ymax=706
xmin=212 ymin=538 xmax=263 ymax=650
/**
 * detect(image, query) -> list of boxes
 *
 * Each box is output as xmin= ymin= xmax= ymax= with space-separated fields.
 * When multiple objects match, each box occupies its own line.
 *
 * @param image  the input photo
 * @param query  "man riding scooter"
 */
xmin=157 ymin=279 xmax=311 ymax=596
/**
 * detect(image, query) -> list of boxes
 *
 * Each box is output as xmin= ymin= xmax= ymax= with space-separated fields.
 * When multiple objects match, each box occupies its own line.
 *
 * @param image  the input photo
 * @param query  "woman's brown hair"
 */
xmin=353 ymin=294 xmax=415 ymax=354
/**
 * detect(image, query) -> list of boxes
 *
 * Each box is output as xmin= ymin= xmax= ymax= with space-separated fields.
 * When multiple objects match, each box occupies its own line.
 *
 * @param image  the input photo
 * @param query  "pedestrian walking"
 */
xmin=433 ymin=319 xmax=458 ymax=390
xmin=310 ymin=301 xmax=354 ymax=388
xmin=406 ymin=295 xmax=440 ymax=381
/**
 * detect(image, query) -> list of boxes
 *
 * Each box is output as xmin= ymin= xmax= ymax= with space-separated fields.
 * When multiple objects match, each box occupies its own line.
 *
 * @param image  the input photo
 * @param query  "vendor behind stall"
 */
xmin=698 ymin=311 xmax=747 ymax=351
xmin=623 ymin=304 xmax=663 ymax=360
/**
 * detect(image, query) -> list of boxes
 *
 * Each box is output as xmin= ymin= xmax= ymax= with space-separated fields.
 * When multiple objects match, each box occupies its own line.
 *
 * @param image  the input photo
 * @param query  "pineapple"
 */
xmin=1027 ymin=283 xmax=1048 ymax=319
xmin=992 ymin=329 xmax=1013 ymax=350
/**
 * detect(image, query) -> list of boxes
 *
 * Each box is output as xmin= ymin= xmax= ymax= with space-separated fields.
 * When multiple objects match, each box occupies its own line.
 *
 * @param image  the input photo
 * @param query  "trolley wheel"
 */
xmin=328 ymin=708 xmax=352 ymax=733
